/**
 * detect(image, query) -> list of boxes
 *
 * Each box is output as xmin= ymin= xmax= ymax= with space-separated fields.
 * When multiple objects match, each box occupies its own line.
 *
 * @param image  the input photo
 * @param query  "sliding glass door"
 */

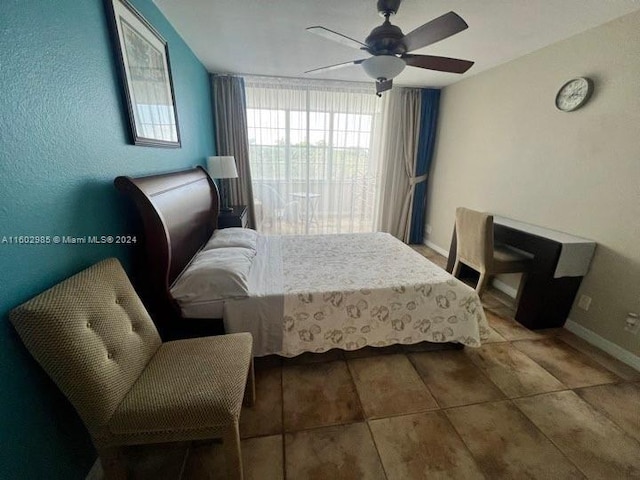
xmin=245 ymin=77 xmax=382 ymax=235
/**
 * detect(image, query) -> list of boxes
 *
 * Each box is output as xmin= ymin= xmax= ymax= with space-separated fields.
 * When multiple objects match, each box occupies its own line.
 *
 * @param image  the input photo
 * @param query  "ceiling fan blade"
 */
xmin=402 ymin=11 xmax=468 ymax=53
xmin=305 ymin=59 xmax=366 ymax=75
xmin=376 ymin=79 xmax=393 ymax=96
xmin=306 ymin=26 xmax=368 ymax=50
xmin=402 ymin=54 xmax=474 ymax=74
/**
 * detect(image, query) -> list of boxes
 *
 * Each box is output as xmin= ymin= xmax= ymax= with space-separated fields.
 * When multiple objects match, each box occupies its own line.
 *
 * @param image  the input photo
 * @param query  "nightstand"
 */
xmin=217 ymin=205 xmax=248 ymax=229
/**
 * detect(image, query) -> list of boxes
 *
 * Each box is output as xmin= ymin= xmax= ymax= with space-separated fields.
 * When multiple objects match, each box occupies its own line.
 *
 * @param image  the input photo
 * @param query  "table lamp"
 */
xmin=207 ymin=156 xmax=238 ymax=212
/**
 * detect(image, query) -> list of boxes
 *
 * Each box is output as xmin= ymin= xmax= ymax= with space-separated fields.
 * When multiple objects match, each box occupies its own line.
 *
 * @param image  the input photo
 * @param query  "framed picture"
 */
xmin=105 ymin=0 xmax=181 ymax=147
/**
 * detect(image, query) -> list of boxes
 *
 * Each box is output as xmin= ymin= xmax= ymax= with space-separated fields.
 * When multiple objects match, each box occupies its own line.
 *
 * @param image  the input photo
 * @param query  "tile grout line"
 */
xmin=281 ymin=358 xmax=364 ymax=435
xmin=573 ymin=384 xmax=640 ymax=438
xmin=272 ymin=344 xmax=627 ymax=429
xmin=444 ymin=397 xmax=589 ymax=480
xmin=458 ymin=349 xmax=511 ymax=402
xmin=467 ymin=341 xmax=571 ymax=398
xmin=555 ymin=336 xmax=640 ymax=379
xmin=514 ymin=386 xmax=640 ymax=453
xmin=345 ymin=358 xmax=390 ymax=480
xmin=510 ymin=336 xmax=626 ymax=384
xmin=551 ymin=335 xmax=633 ymax=380
xmin=440 ymin=407 xmax=494 ymax=479
xmin=344 ymin=357 xmax=369 ymax=423
xmin=407 ymin=346 xmax=518 ymax=408
xmin=509 ymin=395 xmax=591 ymax=479
xmin=405 ymin=351 xmax=444 ymax=410
xmin=507 ymin=339 xmax=624 ymax=391
xmin=254 ymin=344 xmax=632 ymax=478
xmin=364 ymin=420 xmax=390 ymax=480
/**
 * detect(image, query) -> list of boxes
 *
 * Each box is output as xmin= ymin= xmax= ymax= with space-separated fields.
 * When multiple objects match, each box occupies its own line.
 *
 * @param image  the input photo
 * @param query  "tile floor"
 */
xmin=122 ymin=247 xmax=640 ymax=480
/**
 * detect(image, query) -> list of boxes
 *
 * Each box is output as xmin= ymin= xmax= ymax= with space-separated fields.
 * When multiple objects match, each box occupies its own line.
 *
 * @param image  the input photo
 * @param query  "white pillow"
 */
xmin=203 ymin=228 xmax=258 ymax=251
xmin=170 ymin=247 xmax=254 ymax=304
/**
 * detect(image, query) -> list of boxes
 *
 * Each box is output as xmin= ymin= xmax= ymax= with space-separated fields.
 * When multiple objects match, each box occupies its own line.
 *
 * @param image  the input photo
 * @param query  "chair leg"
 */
xmin=515 ymin=272 xmax=528 ymax=307
xmin=476 ymin=272 xmax=490 ymax=298
xmin=223 ymin=422 xmax=243 ymax=480
xmin=97 ymin=446 xmax=127 ymax=480
xmin=244 ymin=358 xmax=256 ymax=407
xmin=452 ymin=258 xmax=461 ymax=278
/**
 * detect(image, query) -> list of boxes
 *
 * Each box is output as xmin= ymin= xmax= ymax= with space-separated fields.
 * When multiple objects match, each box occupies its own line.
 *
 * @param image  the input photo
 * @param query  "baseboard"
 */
xmin=491 ymin=278 xmax=517 ymax=299
xmin=423 ymin=239 xmax=448 ymax=257
xmin=565 ymin=319 xmax=640 ymax=371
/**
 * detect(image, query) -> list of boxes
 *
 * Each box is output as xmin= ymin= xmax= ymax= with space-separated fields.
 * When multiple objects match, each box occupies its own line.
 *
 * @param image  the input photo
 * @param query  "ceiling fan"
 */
xmin=305 ymin=0 xmax=474 ymax=96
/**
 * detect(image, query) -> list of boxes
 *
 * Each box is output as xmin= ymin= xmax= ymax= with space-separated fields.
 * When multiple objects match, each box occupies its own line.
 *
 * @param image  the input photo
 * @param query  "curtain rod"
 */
xmin=210 ymin=73 xmax=439 ymax=93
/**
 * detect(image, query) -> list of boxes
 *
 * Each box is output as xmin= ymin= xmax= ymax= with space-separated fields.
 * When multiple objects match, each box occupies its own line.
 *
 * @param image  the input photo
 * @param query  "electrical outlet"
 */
xmin=577 ymin=295 xmax=592 ymax=311
xmin=426 ymin=224 xmax=432 ymax=234
xmin=624 ymin=313 xmax=640 ymax=334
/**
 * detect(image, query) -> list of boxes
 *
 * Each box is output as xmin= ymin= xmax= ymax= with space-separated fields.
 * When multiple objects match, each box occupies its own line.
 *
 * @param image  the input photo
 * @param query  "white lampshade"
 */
xmin=207 ymin=156 xmax=238 ymax=179
xmin=362 ymin=55 xmax=405 ymax=80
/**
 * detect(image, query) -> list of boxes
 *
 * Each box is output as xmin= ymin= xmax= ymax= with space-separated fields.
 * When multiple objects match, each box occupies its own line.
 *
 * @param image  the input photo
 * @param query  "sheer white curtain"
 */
xmin=244 ymin=76 xmax=383 ymax=235
xmin=374 ymin=88 xmax=422 ymax=241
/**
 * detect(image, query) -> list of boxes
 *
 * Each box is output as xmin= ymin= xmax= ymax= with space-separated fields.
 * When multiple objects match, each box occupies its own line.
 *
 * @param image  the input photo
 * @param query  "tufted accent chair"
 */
xmin=10 ymin=258 xmax=255 ymax=479
xmin=453 ymin=207 xmax=531 ymax=303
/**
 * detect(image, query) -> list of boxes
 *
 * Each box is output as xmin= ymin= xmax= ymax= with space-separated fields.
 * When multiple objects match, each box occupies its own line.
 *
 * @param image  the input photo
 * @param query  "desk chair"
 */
xmin=453 ymin=207 xmax=531 ymax=303
xmin=10 ymin=258 xmax=255 ymax=479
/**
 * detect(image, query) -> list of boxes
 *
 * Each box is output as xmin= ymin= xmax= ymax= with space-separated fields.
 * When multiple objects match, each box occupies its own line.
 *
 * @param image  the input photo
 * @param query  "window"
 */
xmin=245 ymin=78 xmax=382 ymax=235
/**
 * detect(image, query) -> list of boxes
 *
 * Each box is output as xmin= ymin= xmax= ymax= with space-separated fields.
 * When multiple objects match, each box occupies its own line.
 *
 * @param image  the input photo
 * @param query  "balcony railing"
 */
xmin=252 ymin=178 xmax=378 ymax=235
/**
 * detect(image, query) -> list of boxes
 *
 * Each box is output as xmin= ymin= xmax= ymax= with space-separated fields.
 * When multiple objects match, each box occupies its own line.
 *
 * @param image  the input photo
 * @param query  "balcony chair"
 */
xmin=253 ymin=183 xmax=300 ymax=231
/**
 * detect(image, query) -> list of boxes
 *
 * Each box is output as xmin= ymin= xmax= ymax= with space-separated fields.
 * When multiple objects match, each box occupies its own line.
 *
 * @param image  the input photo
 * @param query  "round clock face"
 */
xmin=555 ymin=77 xmax=593 ymax=112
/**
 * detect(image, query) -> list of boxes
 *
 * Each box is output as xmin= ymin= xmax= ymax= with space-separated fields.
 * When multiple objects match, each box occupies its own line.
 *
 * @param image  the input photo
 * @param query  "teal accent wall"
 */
xmin=0 ymin=0 xmax=215 ymax=477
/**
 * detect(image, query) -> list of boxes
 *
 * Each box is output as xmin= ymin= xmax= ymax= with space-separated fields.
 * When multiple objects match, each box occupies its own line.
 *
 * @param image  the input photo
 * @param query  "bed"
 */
xmin=115 ymin=166 xmax=490 ymax=356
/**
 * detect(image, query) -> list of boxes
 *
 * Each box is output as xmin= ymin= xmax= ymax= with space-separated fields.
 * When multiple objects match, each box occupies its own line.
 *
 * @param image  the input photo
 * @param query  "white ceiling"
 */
xmin=154 ymin=0 xmax=640 ymax=88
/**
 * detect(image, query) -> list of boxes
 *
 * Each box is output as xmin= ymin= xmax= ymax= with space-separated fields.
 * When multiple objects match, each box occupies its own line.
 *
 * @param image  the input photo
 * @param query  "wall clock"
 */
xmin=555 ymin=77 xmax=594 ymax=112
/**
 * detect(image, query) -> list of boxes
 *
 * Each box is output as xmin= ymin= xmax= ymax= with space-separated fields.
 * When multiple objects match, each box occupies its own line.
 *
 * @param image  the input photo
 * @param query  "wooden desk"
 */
xmin=446 ymin=216 xmax=596 ymax=329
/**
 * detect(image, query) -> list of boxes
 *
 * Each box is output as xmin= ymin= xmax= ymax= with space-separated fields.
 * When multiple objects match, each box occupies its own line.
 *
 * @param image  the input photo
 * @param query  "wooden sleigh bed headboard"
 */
xmin=115 ymin=166 xmax=220 ymax=339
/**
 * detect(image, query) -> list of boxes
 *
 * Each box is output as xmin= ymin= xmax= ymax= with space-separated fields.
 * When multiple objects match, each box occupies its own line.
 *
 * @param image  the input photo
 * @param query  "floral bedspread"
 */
xmin=278 ymin=233 xmax=490 ymax=356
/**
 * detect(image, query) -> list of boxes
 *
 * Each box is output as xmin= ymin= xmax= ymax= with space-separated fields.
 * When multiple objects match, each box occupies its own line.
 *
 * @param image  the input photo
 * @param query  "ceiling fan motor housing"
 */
xmin=365 ymin=20 xmax=407 ymax=55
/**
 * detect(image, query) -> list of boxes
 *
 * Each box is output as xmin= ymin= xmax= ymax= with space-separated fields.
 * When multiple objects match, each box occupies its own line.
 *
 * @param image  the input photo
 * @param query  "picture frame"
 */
xmin=105 ymin=0 xmax=181 ymax=148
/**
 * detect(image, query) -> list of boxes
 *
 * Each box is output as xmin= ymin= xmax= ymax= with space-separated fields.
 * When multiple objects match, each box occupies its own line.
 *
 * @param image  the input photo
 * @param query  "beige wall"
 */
xmin=425 ymin=10 xmax=640 ymax=357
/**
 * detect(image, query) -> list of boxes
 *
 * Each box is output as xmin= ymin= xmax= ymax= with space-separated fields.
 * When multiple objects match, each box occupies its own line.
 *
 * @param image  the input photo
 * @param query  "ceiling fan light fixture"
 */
xmin=362 ymin=55 xmax=405 ymax=80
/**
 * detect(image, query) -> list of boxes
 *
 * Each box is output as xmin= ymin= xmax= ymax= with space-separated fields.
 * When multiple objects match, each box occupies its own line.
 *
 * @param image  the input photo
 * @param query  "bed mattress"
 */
xmin=218 ymin=232 xmax=490 ymax=357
